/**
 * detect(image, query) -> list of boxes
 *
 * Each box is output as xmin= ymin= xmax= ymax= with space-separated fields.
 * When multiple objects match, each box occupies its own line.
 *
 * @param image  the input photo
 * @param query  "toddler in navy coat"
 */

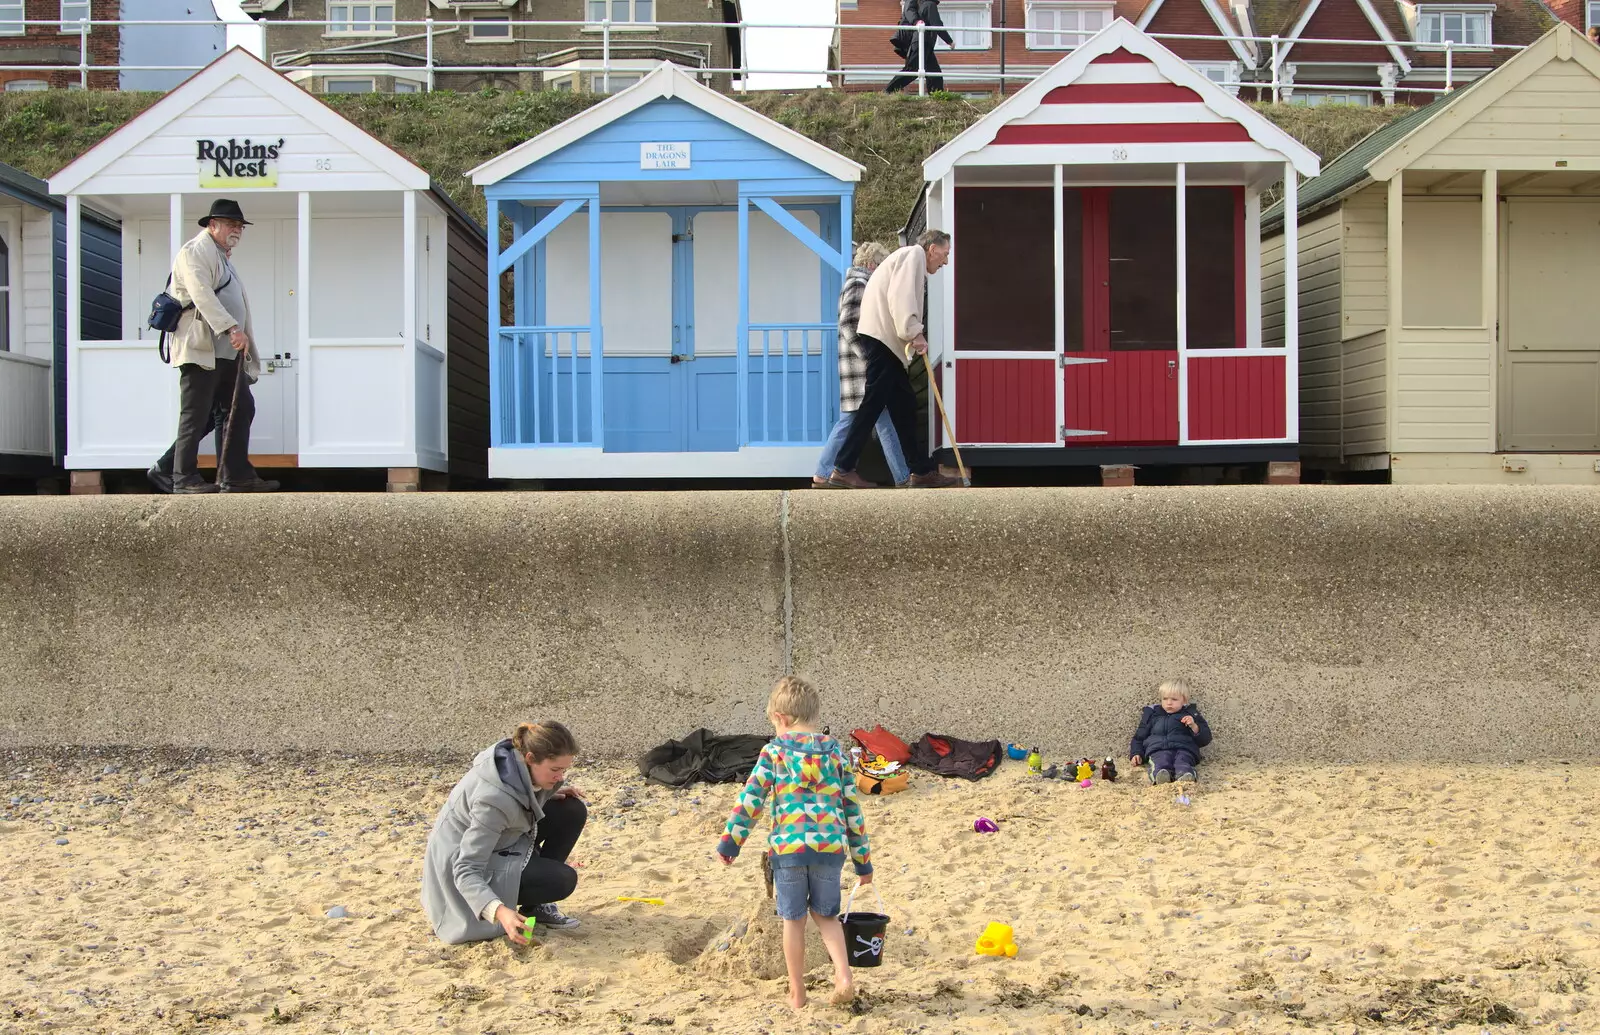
xmin=1128 ymin=679 xmax=1212 ymax=784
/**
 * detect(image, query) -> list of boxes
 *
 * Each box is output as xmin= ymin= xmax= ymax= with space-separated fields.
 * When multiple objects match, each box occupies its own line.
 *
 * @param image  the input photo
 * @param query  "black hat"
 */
xmin=198 ymin=199 xmax=252 ymax=228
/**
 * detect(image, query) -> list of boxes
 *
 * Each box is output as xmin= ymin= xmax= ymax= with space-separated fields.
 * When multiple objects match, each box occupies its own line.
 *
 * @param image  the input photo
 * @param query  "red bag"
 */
xmin=851 ymin=725 xmax=912 ymax=765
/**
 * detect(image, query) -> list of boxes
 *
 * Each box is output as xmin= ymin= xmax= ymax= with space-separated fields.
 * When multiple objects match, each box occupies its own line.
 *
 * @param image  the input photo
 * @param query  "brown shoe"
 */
xmin=811 ymin=476 xmax=843 ymax=489
xmin=908 ymin=471 xmax=962 ymax=488
xmin=827 ymin=469 xmax=880 ymax=489
xmin=220 ymin=477 xmax=280 ymax=493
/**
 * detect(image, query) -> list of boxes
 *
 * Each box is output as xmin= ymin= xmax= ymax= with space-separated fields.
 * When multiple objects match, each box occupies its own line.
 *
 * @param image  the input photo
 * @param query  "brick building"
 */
xmin=242 ymin=0 xmax=743 ymax=93
xmin=836 ymin=0 xmax=1553 ymax=101
xmin=0 ymin=0 xmax=118 ymax=90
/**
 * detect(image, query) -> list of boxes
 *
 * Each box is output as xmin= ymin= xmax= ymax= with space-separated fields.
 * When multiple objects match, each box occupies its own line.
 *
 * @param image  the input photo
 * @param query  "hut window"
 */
xmin=0 ymin=0 xmax=21 ymax=37
xmin=954 ymin=187 xmax=1061 ymax=352
xmin=327 ymin=2 xmax=395 ymax=34
xmin=944 ymin=2 xmax=993 ymax=49
xmin=1108 ymin=187 xmax=1177 ymax=351
xmin=0 ymin=229 xmax=9 ymax=352
xmin=470 ymin=17 xmax=512 ymax=39
xmin=1186 ymin=188 xmax=1239 ymax=349
xmin=60 ymin=0 xmax=90 ymax=33
xmin=1025 ymin=3 xmax=1110 ymax=49
xmin=1417 ymin=6 xmax=1492 ymax=48
xmin=586 ymin=0 xmax=655 ymax=23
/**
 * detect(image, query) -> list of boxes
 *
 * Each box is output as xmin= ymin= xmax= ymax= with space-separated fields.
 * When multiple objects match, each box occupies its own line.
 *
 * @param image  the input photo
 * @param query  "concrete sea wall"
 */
xmin=1 ymin=487 xmax=1595 ymax=761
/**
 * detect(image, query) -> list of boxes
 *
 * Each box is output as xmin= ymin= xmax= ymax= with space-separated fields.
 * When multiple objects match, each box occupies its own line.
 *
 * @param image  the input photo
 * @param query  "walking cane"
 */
xmin=217 ymin=338 xmax=250 ymax=488
xmin=912 ymin=347 xmax=970 ymax=487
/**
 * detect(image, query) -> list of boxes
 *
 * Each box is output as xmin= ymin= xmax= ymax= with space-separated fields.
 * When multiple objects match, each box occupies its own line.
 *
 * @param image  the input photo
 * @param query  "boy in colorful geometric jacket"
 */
xmin=1128 ymin=679 xmax=1213 ymax=784
xmin=717 ymin=676 xmax=873 ymax=1010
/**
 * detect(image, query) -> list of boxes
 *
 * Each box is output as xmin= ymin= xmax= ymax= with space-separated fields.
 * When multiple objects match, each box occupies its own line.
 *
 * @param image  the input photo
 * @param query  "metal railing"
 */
xmin=0 ymin=16 xmax=1530 ymax=99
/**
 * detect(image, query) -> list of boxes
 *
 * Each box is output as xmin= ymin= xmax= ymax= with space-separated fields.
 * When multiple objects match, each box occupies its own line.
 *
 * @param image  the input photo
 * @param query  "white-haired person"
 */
xmin=814 ymin=241 xmax=911 ymax=488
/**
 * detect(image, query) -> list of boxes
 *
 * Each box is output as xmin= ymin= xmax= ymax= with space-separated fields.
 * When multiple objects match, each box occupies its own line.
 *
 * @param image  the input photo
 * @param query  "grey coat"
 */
xmin=421 ymin=741 xmax=559 ymax=944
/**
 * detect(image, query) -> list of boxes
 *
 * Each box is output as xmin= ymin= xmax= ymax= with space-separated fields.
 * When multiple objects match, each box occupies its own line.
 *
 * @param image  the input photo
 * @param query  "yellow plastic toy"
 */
xmin=616 ymin=896 xmax=665 ymax=905
xmin=974 ymin=922 xmax=1019 ymax=958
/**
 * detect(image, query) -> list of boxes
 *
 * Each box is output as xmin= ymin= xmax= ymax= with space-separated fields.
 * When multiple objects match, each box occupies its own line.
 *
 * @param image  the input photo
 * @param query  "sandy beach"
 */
xmin=1 ymin=750 xmax=1596 ymax=1035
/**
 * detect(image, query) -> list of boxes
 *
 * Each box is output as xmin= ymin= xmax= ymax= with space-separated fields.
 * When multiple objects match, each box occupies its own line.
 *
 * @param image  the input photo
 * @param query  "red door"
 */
xmin=1065 ymin=187 xmax=1179 ymax=445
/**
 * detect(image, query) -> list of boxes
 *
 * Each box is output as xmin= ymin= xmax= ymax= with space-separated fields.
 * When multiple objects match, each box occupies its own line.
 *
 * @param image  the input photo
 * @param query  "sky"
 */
xmin=212 ymin=0 xmax=840 ymax=92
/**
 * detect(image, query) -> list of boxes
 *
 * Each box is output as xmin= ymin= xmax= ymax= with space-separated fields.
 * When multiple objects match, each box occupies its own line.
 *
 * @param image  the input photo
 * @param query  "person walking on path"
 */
xmin=826 ymin=231 xmax=961 ymax=489
xmin=149 ymin=198 xmax=277 ymax=494
xmin=887 ymin=0 xmax=954 ymax=94
xmin=814 ymin=242 xmax=911 ymax=488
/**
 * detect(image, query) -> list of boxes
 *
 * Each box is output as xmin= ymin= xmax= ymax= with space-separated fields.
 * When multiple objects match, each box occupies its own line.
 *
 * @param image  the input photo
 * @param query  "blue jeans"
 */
xmin=815 ymin=409 xmax=910 ymax=485
xmin=773 ymin=856 xmax=846 ymax=920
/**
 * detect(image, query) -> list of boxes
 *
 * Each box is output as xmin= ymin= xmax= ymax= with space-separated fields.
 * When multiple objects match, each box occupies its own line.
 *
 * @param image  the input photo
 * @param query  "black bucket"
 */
xmin=839 ymin=885 xmax=890 ymax=968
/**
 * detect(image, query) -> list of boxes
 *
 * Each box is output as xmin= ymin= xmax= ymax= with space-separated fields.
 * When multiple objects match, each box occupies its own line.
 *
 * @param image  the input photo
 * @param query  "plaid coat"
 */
xmin=836 ymin=266 xmax=873 ymax=413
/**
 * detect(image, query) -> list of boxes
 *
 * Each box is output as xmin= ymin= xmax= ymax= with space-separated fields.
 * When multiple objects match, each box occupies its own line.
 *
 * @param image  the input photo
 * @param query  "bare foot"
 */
xmin=787 ymin=988 xmax=807 ymax=1011
xmin=829 ymin=980 xmax=855 ymax=1005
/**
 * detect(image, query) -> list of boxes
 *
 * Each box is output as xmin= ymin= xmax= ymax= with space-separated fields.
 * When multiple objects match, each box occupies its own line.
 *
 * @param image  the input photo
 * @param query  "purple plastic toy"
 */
xmin=973 ymin=817 xmax=999 ymax=833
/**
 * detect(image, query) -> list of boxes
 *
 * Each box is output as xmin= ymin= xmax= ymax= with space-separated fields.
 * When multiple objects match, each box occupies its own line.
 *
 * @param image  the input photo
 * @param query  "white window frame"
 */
xmin=323 ymin=76 xmax=377 ymax=93
xmin=469 ymin=15 xmax=512 ymax=39
xmin=584 ymin=0 xmax=655 ymax=26
xmin=326 ymin=2 xmax=395 ymax=36
xmin=1416 ymin=5 xmax=1493 ymax=49
xmin=61 ymin=0 xmax=91 ymax=33
xmin=1191 ymin=61 xmax=1241 ymax=93
xmin=1293 ymin=90 xmax=1372 ymax=106
xmin=1025 ymin=3 xmax=1112 ymax=51
xmin=943 ymin=2 xmax=993 ymax=50
xmin=0 ymin=0 xmax=24 ymax=36
xmin=3 ymin=79 xmax=48 ymax=91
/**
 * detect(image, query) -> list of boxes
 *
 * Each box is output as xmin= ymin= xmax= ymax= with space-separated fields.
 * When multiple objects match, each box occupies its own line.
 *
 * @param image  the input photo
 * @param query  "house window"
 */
xmin=1192 ymin=62 xmax=1238 ymax=87
xmin=328 ymin=2 xmax=395 ymax=34
xmin=1590 ymin=0 xmax=1599 ymax=28
xmin=61 ymin=0 xmax=90 ymax=33
xmin=553 ymin=78 xmax=573 ymax=90
xmin=596 ymin=72 xmax=642 ymax=92
xmin=585 ymin=0 xmax=654 ymax=24
xmin=1026 ymin=4 xmax=1111 ymax=49
xmin=0 ymin=0 xmax=23 ymax=36
xmin=470 ymin=15 xmax=511 ymax=38
xmin=1417 ymin=6 xmax=1492 ymax=47
xmin=394 ymin=80 xmax=420 ymax=93
xmin=1292 ymin=91 xmax=1371 ymax=106
xmin=4 ymin=79 xmax=47 ymax=91
xmin=324 ymin=77 xmax=376 ymax=93
xmin=944 ymin=2 xmax=993 ymax=50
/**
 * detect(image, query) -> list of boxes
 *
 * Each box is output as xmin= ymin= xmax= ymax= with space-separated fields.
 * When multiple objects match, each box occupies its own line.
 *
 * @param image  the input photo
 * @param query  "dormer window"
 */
xmin=1417 ymin=5 xmax=1493 ymax=48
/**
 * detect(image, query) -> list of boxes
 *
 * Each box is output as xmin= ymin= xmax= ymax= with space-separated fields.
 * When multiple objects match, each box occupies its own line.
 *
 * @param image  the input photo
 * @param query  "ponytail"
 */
xmin=511 ymin=721 xmax=579 ymax=763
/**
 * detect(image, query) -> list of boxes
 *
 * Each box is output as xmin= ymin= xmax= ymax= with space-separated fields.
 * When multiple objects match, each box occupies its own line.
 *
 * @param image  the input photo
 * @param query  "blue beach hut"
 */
xmin=468 ymin=63 xmax=864 ymax=479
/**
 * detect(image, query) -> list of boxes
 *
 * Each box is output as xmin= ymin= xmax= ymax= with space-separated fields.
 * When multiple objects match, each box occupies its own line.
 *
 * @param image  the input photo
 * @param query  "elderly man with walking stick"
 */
xmin=824 ymin=230 xmax=961 ymax=489
xmin=148 ymin=199 xmax=278 ymax=494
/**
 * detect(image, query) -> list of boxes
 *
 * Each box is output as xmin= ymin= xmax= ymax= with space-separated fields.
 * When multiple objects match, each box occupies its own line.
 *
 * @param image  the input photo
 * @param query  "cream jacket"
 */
xmin=855 ymin=244 xmax=928 ymax=367
xmin=167 ymin=229 xmax=260 ymax=381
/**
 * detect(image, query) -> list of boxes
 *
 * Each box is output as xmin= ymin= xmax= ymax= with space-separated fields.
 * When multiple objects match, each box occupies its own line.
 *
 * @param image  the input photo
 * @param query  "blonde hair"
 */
xmin=767 ymin=675 xmax=821 ymax=725
xmin=1158 ymin=679 xmax=1190 ymax=703
xmin=853 ymin=241 xmax=891 ymax=269
xmin=511 ymin=721 xmax=579 ymax=763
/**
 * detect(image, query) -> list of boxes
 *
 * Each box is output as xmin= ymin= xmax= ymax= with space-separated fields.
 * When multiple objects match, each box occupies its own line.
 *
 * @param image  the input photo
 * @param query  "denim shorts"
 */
xmin=772 ymin=856 xmax=846 ymax=921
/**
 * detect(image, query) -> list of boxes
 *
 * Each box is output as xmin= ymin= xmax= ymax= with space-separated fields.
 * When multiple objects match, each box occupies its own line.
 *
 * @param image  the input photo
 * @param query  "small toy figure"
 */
xmin=850 ymin=746 xmax=863 ymax=771
xmin=1074 ymin=759 xmax=1094 ymax=782
xmin=974 ymin=922 xmax=1019 ymax=957
xmin=1026 ymin=746 xmax=1042 ymax=774
xmin=1101 ymin=757 xmax=1118 ymax=782
xmin=973 ymin=817 xmax=999 ymax=833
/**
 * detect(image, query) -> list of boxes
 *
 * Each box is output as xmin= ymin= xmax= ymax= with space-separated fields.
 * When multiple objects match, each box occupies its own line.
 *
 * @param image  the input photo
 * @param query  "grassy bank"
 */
xmin=0 ymin=88 xmax=1409 ymax=244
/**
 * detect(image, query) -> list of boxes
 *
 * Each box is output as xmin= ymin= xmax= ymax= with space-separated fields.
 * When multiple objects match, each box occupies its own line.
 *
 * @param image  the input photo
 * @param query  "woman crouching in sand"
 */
xmin=422 ymin=721 xmax=588 ymax=944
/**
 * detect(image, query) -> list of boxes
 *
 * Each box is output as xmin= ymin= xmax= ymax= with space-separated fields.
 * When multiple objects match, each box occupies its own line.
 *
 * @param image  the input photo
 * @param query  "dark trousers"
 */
xmin=835 ymin=335 xmax=934 ymax=476
xmin=517 ymin=796 xmax=587 ymax=909
xmin=1148 ymin=749 xmax=1198 ymax=779
xmin=168 ymin=358 xmax=256 ymax=485
xmin=887 ymin=48 xmax=943 ymax=93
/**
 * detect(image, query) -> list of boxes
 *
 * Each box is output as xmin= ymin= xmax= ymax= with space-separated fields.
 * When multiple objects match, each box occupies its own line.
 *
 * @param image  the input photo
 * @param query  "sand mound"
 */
xmin=694 ymin=895 xmax=836 ymax=981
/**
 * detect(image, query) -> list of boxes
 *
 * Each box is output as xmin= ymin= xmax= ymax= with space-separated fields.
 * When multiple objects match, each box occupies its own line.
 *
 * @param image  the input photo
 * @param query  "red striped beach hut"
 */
xmin=912 ymin=20 xmax=1321 ymax=478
